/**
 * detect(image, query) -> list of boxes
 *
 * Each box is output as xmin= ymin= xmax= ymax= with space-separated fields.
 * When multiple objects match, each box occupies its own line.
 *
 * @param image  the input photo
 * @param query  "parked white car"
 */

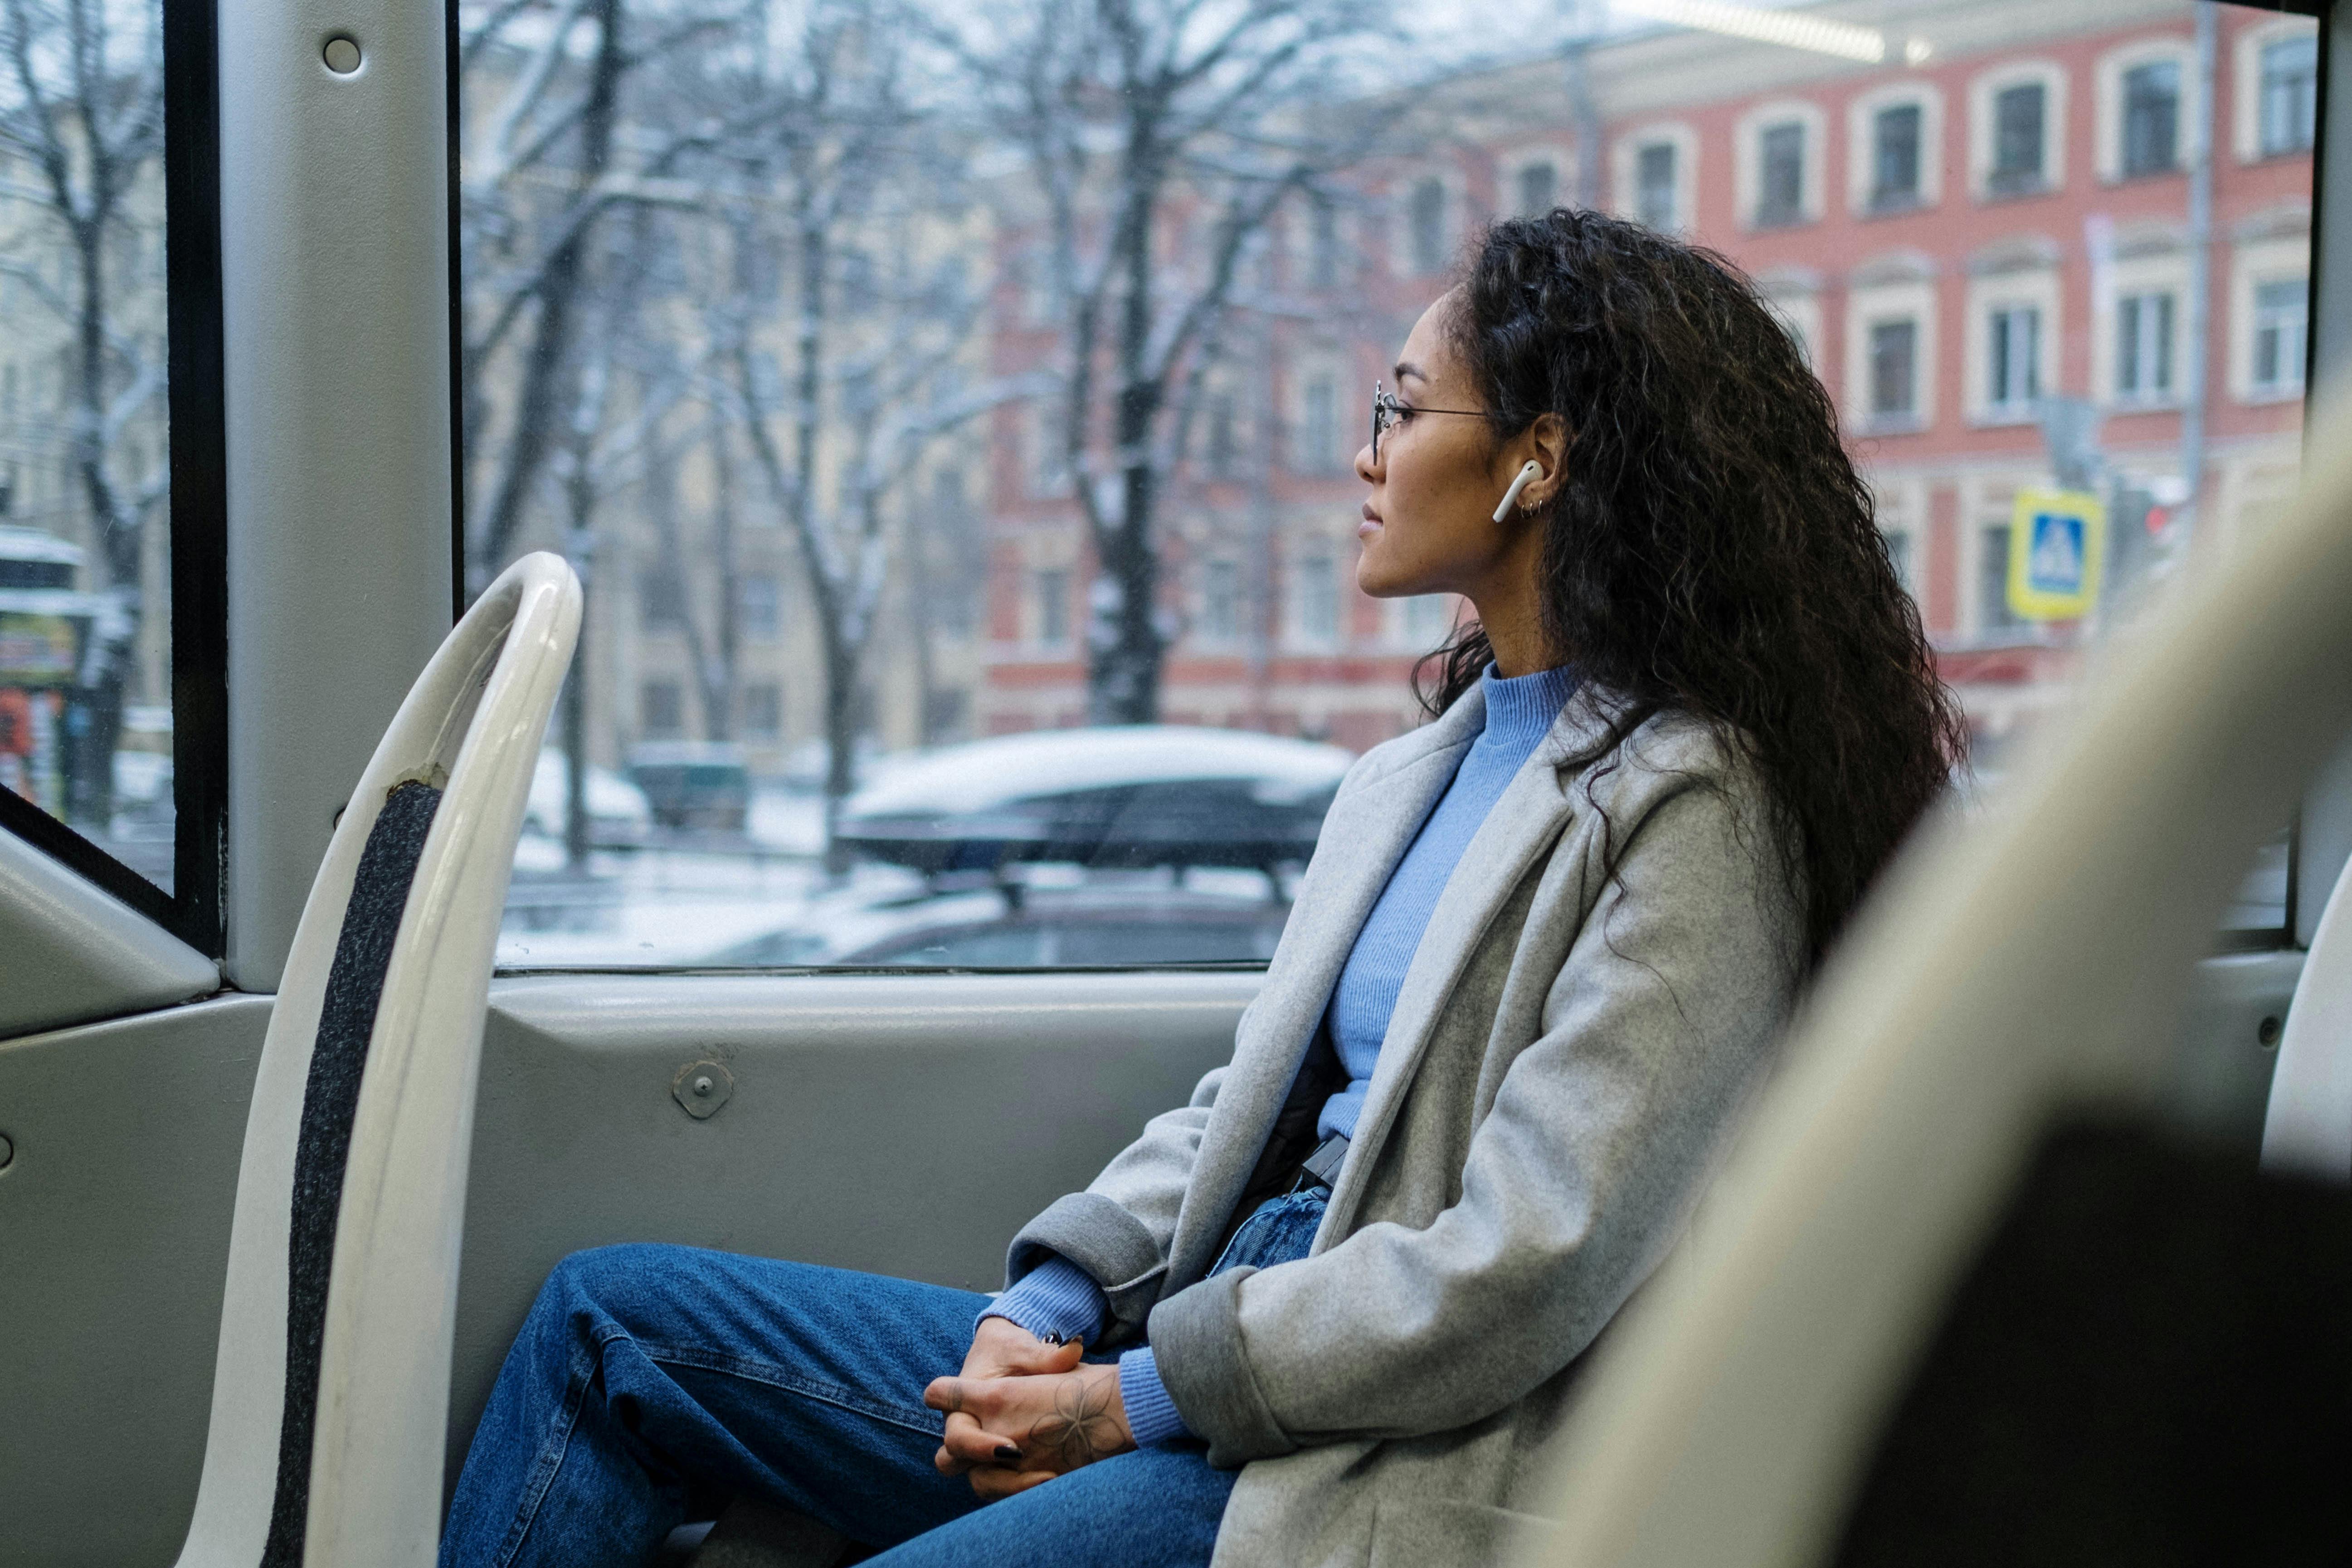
xmin=523 ymin=750 xmax=654 ymax=846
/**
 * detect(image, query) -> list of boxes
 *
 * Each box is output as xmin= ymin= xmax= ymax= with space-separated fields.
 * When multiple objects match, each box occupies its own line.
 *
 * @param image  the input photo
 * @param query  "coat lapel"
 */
xmin=1318 ymin=684 xmax=1620 ymax=1238
xmin=1164 ymin=691 xmax=1487 ymax=1276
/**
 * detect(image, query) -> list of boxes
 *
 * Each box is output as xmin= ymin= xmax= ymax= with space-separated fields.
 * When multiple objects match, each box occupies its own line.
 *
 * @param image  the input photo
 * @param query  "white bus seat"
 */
xmin=171 ymin=553 xmax=580 ymax=1568
xmin=2262 ymin=848 xmax=2352 ymax=1182
xmin=1521 ymin=386 xmax=2352 ymax=1568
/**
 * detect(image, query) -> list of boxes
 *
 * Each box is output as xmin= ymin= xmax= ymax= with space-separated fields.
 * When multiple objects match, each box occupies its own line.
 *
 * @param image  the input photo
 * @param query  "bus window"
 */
xmin=0 ymin=1 xmax=170 ymax=877
xmin=454 ymin=0 xmax=2316 ymax=969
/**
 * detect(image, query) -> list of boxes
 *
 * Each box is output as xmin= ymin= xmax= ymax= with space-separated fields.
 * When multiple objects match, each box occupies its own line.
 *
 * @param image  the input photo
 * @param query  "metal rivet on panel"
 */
xmin=672 ymin=1060 xmax=734 ymax=1120
xmin=323 ymin=36 xmax=361 ymax=74
xmin=2258 ymin=1015 xmax=2283 ymax=1049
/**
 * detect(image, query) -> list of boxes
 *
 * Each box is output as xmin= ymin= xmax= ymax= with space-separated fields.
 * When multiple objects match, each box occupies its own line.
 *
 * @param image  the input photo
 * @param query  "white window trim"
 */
xmin=1965 ymin=269 xmax=2061 ymax=427
xmin=1848 ymin=82 xmax=1944 ymax=218
xmin=1282 ymin=541 xmax=1347 ymax=653
xmin=1193 ymin=556 xmax=1246 ymax=650
xmin=2094 ymin=250 xmax=2189 ymax=409
xmin=2232 ymin=14 xmax=2320 ymax=166
xmin=1967 ymin=59 xmax=2067 ymax=201
xmin=1871 ymin=474 xmax=1928 ymax=600
xmin=1288 ymin=194 xmax=1355 ymax=292
xmin=1736 ymin=99 xmax=1827 ymax=231
xmin=1844 ymin=278 xmax=1938 ymax=434
xmin=1499 ymin=142 xmax=1576 ymax=218
xmin=2095 ymin=35 xmax=2200 ymax=185
xmin=1759 ymin=282 xmax=1824 ymax=374
xmin=1289 ymin=358 xmax=1349 ymax=477
xmin=2230 ymin=238 xmax=2310 ymax=404
xmin=1391 ymin=168 xmax=1465 ymax=280
xmin=1611 ymin=122 xmax=1699 ymax=234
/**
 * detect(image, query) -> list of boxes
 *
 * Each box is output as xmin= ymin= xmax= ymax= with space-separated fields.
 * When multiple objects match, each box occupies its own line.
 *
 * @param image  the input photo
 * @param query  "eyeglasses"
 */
xmin=1371 ymin=380 xmax=1484 ymax=463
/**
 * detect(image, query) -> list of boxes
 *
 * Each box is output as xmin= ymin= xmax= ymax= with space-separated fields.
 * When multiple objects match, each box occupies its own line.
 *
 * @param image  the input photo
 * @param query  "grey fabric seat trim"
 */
xmin=261 ymin=780 xmax=443 ymax=1568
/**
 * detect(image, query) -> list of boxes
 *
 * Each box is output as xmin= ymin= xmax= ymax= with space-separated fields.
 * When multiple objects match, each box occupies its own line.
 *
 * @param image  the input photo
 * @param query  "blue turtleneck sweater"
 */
xmin=985 ymin=662 xmax=1580 ymax=1448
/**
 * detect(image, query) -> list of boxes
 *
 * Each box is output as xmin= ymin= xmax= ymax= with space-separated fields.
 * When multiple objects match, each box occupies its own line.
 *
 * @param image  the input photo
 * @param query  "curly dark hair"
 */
xmin=1417 ymin=209 xmax=1967 ymax=967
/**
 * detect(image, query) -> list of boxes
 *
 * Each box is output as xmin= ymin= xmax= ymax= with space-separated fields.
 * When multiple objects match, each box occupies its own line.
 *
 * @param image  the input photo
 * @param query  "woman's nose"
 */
xmin=1354 ymin=440 xmax=1379 ymax=483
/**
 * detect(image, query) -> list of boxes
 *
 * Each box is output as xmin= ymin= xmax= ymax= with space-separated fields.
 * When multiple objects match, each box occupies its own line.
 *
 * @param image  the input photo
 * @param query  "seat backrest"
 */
xmin=1520 ymin=390 xmax=2352 ymax=1567
xmin=2262 ymin=848 xmax=2352 ymax=1183
xmin=174 ymin=553 xmax=580 ymax=1568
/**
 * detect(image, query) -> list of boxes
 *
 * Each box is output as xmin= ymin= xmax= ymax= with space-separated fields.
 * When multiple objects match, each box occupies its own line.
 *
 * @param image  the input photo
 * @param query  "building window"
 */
xmin=1310 ymin=200 xmax=1341 ymax=289
xmin=2121 ymin=60 xmax=2180 ymax=177
xmin=2252 ymin=279 xmax=2308 ymax=393
xmin=641 ymin=568 xmax=687 ymax=631
xmin=1758 ymin=122 xmax=1805 ymax=226
xmin=741 ymin=683 xmax=782 ymax=740
xmin=1202 ymin=559 xmax=1241 ymax=643
xmin=1517 ymin=160 xmax=1557 ymax=216
xmin=1987 ymin=306 xmax=2040 ymax=414
xmin=1403 ymin=593 xmax=1454 ymax=648
xmin=737 ymin=573 xmax=781 ymax=640
xmin=641 ymin=681 xmax=684 ymax=739
xmin=1204 ymin=394 xmax=1241 ymax=479
xmin=1636 ymin=142 xmax=1676 ymax=231
xmin=2116 ymin=291 xmax=2175 ymax=401
xmin=1989 ymin=82 xmax=2047 ymax=195
xmin=1034 ymin=567 xmax=1070 ymax=646
xmin=1870 ymin=104 xmax=1923 ymax=212
xmin=1869 ymin=319 xmax=1918 ymax=419
xmin=1884 ymin=529 xmax=1914 ymax=593
xmin=2260 ymin=36 xmax=2318 ymax=157
xmin=1980 ymin=526 xmax=2023 ymax=633
xmin=1408 ymin=177 xmax=1447 ymax=275
xmin=1298 ymin=375 xmax=1340 ymax=474
xmin=1292 ymin=553 xmax=1338 ymax=646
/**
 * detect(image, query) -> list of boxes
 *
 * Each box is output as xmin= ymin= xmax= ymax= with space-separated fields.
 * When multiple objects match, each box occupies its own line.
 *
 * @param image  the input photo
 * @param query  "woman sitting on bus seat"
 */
xmin=439 ymin=208 xmax=1965 ymax=1568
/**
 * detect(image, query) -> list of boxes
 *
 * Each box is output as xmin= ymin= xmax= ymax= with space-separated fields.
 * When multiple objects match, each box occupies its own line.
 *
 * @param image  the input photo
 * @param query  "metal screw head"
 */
xmin=2258 ymin=1015 xmax=2283 ymax=1049
xmin=0 ymin=1132 xmax=12 ymax=1171
xmin=323 ymin=36 xmax=361 ymax=73
xmin=672 ymin=1060 xmax=734 ymax=1120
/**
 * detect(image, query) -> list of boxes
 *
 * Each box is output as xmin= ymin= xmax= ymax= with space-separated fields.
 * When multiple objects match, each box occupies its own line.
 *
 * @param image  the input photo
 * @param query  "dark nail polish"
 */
xmin=995 ymin=1444 xmax=1021 ymax=1462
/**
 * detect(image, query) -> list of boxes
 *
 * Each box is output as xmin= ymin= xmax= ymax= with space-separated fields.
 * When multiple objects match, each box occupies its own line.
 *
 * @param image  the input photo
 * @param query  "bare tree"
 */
xmin=700 ymin=0 xmax=1035 ymax=862
xmin=0 ymin=0 xmax=168 ymax=822
xmin=951 ymin=0 xmax=1375 ymax=723
xmin=458 ymin=0 xmax=768 ymax=590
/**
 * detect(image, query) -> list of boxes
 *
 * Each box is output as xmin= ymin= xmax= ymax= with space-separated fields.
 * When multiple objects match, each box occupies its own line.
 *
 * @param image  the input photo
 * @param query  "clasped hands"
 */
xmin=924 ymin=1315 xmax=1135 ymax=1500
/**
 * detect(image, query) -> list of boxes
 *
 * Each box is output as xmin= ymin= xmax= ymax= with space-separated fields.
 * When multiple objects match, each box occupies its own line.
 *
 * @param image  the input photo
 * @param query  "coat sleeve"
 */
xmin=1144 ymin=765 xmax=1805 ymax=1465
xmin=1003 ymin=1061 xmax=1229 ymax=1336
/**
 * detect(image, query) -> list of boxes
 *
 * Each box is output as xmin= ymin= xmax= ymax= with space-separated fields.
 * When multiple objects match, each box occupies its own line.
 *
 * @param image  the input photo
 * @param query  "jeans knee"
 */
xmin=536 ymin=1243 xmax=687 ymax=1339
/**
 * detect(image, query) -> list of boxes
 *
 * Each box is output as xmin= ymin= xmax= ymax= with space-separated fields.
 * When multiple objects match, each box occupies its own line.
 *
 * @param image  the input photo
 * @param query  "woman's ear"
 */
xmin=1515 ymin=413 xmax=1572 ymax=511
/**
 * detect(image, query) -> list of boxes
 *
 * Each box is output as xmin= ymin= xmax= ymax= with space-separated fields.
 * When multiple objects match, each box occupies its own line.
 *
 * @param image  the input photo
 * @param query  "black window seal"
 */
xmin=0 ymin=0 xmax=229 ymax=956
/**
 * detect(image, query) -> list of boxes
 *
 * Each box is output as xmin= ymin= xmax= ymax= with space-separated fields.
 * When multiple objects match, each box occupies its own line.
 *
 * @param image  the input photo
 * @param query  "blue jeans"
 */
xmin=441 ymin=1187 xmax=1328 ymax=1568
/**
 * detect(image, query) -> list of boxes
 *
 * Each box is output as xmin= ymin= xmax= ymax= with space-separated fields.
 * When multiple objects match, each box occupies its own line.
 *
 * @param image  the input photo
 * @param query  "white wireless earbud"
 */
xmin=1493 ymin=460 xmax=1544 ymax=523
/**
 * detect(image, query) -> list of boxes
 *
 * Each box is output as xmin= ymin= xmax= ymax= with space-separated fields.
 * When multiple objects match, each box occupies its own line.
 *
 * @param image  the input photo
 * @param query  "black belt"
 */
xmin=1295 ymin=1133 xmax=1349 ymax=1192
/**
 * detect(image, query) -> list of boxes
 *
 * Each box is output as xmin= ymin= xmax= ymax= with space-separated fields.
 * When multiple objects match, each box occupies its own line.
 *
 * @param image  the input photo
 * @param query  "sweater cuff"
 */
xmin=1146 ymin=1266 xmax=1297 ymax=1467
xmin=1117 ymin=1348 xmax=1193 ymax=1448
xmin=979 ymin=1256 xmax=1107 ymax=1345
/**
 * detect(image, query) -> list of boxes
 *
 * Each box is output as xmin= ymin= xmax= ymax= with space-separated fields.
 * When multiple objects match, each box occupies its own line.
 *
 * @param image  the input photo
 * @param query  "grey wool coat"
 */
xmin=1005 ymin=681 xmax=1807 ymax=1568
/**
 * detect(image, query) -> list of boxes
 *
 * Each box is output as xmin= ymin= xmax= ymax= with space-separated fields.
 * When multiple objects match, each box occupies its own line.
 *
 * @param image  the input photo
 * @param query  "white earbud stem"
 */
xmin=1493 ymin=460 xmax=1544 ymax=524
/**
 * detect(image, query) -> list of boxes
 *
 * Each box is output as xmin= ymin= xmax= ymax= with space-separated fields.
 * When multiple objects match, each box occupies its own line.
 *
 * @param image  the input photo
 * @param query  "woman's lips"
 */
xmin=1358 ymin=503 xmax=1382 ymax=538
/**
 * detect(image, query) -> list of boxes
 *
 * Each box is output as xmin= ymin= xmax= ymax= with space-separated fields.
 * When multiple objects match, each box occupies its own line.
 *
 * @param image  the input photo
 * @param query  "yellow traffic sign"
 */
xmin=2007 ymin=487 xmax=2105 ymax=621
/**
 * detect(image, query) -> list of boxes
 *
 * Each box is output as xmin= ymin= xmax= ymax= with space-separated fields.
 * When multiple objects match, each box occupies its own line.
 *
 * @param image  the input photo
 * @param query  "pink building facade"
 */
xmin=977 ymin=0 xmax=2314 ymax=761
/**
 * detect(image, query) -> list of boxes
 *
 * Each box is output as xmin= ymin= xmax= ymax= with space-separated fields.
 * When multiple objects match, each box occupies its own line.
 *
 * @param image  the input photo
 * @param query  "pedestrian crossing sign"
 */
xmin=2007 ymin=487 xmax=2105 ymax=621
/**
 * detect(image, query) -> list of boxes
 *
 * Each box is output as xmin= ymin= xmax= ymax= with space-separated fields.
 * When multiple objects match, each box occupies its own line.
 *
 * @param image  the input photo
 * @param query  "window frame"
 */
xmin=1969 ymin=60 xmax=2068 ymax=202
xmin=1737 ymin=99 xmax=1826 ymax=232
xmin=2097 ymin=36 xmax=2200 ymax=185
xmin=0 ymin=0 xmax=230 ymax=955
xmin=1613 ymin=122 xmax=1699 ymax=235
xmin=1848 ymin=82 xmax=1944 ymax=218
xmin=2235 ymin=13 xmax=2322 ymax=164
